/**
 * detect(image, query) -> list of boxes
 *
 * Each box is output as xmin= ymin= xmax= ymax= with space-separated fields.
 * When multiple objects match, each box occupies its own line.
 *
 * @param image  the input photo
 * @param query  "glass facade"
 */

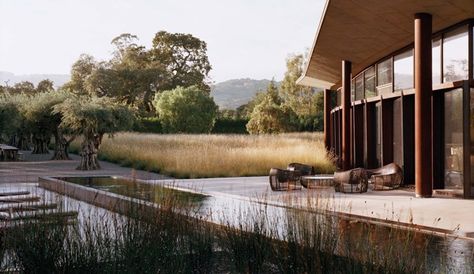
xmin=330 ymin=21 xmax=474 ymax=198
xmin=443 ymin=26 xmax=469 ymax=82
xmin=364 ymin=67 xmax=376 ymax=98
xmin=394 ymin=50 xmax=414 ymax=91
xmin=349 ymin=23 xmax=471 ymax=97
xmin=355 ymin=75 xmax=364 ymax=100
xmin=444 ymin=88 xmax=464 ymax=189
xmin=377 ymin=58 xmax=392 ymax=86
xmin=432 ymin=38 xmax=441 ymax=85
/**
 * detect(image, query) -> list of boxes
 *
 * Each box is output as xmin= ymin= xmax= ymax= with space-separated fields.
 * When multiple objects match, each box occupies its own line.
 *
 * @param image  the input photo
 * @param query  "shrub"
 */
xmin=154 ymin=85 xmax=218 ymax=133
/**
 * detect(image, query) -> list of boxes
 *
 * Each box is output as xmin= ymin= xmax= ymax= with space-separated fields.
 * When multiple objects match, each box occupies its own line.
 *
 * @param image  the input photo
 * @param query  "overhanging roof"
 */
xmin=299 ymin=0 xmax=474 ymax=89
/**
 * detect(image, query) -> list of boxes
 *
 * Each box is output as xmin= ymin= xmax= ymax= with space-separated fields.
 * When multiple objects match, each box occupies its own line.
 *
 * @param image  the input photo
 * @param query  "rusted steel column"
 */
xmin=414 ymin=13 xmax=432 ymax=198
xmin=323 ymin=89 xmax=331 ymax=151
xmin=342 ymin=60 xmax=352 ymax=170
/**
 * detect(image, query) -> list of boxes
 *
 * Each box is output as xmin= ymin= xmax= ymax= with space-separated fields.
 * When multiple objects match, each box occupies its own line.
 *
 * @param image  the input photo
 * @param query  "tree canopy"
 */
xmin=154 ymin=85 xmax=218 ymax=133
xmin=246 ymin=80 xmax=297 ymax=134
xmin=63 ymin=31 xmax=211 ymax=114
xmin=280 ymin=54 xmax=320 ymax=118
xmin=0 ymin=94 xmax=22 ymax=143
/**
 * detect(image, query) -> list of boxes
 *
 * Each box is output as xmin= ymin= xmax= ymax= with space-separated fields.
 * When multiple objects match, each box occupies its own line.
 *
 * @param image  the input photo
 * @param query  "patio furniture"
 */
xmin=269 ymin=168 xmax=302 ymax=191
xmin=287 ymin=162 xmax=315 ymax=176
xmin=367 ymin=163 xmax=403 ymax=190
xmin=0 ymin=144 xmax=19 ymax=161
xmin=333 ymin=168 xmax=369 ymax=193
xmin=301 ymin=174 xmax=334 ymax=189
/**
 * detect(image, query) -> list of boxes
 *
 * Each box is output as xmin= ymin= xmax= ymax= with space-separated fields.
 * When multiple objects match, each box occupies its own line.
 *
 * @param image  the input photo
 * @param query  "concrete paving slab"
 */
xmin=149 ymin=176 xmax=474 ymax=238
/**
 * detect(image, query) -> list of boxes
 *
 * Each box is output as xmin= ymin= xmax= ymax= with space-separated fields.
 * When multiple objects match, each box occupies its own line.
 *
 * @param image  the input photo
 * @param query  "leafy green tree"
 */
xmin=0 ymin=93 xmax=31 ymax=149
xmin=23 ymin=91 xmax=73 ymax=158
xmin=280 ymin=54 xmax=318 ymax=117
xmin=0 ymin=95 xmax=22 ymax=143
xmin=153 ymin=85 xmax=218 ymax=133
xmin=63 ymin=54 xmax=98 ymax=94
xmin=54 ymin=96 xmax=134 ymax=170
xmin=151 ymin=31 xmax=212 ymax=93
xmin=36 ymin=79 xmax=55 ymax=93
xmin=11 ymin=81 xmax=36 ymax=94
xmin=246 ymin=82 xmax=297 ymax=134
xmin=63 ymin=31 xmax=211 ymax=115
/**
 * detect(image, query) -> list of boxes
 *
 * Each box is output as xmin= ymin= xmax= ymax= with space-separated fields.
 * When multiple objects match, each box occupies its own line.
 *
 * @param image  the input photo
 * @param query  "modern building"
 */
xmin=298 ymin=1 xmax=474 ymax=198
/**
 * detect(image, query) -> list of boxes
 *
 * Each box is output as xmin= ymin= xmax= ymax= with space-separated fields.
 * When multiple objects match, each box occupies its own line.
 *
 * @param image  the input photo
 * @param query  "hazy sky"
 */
xmin=0 ymin=0 xmax=325 ymax=83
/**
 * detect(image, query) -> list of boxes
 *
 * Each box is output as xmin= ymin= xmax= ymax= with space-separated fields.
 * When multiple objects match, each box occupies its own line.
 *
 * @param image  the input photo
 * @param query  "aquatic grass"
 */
xmin=70 ymin=132 xmax=336 ymax=178
xmin=1 ymin=189 xmax=472 ymax=273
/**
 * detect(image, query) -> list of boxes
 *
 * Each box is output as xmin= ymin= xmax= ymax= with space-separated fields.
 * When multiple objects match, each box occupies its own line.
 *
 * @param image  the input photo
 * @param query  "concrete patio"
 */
xmin=1 ymin=152 xmax=474 ymax=239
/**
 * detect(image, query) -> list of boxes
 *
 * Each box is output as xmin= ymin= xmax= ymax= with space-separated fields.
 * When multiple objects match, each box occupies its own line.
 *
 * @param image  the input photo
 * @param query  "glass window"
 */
xmin=394 ymin=49 xmax=414 ymax=91
xmin=351 ymin=80 xmax=355 ymax=102
xmin=375 ymin=102 xmax=382 ymax=167
xmin=377 ymin=58 xmax=392 ymax=86
xmin=444 ymin=88 xmax=463 ymax=189
xmin=470 ymin=88 xmax=474 ymax=197
xmin=443 ymin=26 xmax=468 ymax=82
xmin=355 ymin=75 xmax=364 ymax=100
xmin=364 ymin=67 xmax=376 ymax=98
xmin=432 ymin=38 xmax=441 ymax=85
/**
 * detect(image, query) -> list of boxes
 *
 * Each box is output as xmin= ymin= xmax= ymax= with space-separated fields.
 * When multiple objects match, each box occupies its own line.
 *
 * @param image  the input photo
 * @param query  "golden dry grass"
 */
xmin=75 ymin=132 xmax=336 ymax=178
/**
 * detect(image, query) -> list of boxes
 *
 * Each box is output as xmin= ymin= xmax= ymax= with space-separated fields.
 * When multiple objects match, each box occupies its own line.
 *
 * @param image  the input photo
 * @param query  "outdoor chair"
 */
xmin=287 ymin=162 xmax=315 ymax=176
xmin=269 ymin=168 xmax=302 ymax=191
xmin=333 ymin=168 xmax=369 ymax=193
xmin=367 ymin=163 xmax=403 ymax=190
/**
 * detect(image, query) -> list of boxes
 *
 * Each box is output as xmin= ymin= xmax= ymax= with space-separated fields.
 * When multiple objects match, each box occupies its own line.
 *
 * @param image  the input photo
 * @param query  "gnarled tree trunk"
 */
xmin=10 ymin=131 xmax=31 ymax=151
xmin=77 ymin=133 xmax=103 ymax=170
xmin=51 ymin=131 xmax=75 ymax=160
xmin=32 ymin=133 xmax=50 ymax=154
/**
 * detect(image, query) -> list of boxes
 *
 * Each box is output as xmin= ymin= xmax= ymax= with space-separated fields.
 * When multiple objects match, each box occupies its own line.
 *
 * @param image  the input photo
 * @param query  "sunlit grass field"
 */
xmin=72 ymin=132 xmax=336 ymax=178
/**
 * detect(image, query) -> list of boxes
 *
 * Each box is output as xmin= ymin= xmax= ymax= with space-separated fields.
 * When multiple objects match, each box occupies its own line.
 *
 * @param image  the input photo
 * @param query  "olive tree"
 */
xmin=153 ymin=85 xmax=218 ymax=133
xmin=54 ymin=96 xmax=134 ymax=170
xmin=23 ymin=91 xmax=76 ymax=158
xmin=0 ymin=95 xmax=22 ymax=143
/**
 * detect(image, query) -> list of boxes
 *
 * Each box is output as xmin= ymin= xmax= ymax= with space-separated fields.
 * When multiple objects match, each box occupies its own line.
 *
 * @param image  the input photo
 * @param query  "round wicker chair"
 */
xmin=367 ymin=163 xmax=403 ymax=190
xmin=333 ymin=168 xmax=369 ymax=193
xmin=269 ymin=168 xmax=302 ymax=191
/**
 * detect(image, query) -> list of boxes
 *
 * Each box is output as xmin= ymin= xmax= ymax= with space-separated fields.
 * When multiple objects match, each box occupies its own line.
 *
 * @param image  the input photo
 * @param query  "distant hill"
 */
xmin=0 ymin=71 xmax=70 ymax=88
xmin=211 ymin=78 xmax=278 ymax=110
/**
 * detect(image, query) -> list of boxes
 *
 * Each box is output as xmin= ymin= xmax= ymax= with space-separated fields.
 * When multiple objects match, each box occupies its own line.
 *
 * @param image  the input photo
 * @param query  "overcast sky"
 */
xmin=0 ymin=0 xmax=325 ymax=83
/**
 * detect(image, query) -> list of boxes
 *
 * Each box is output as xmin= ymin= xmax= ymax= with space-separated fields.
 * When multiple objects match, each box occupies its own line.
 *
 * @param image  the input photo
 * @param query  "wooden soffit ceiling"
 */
xmin=301 ymin=0 xmax=474 ymax=89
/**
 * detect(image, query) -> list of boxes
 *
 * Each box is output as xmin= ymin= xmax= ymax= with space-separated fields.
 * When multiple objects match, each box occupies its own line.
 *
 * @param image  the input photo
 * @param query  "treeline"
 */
xmin=0 ymin=31 xmax=217 ymax=170
xmin=0 ymin=32 xmax=328 ymax=171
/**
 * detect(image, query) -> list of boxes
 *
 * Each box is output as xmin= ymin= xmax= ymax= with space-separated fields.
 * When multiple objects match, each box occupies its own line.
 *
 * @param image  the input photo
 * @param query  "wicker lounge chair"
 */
xmin=367 ymin=163 xmax=403 ymax=190
xmin=287 ymin=162 xmax=315 ymax=176
xmin=333 ymin=168 xmax=369 ymax=193
xmin=269 ymin=168 xmax=302 ymax=191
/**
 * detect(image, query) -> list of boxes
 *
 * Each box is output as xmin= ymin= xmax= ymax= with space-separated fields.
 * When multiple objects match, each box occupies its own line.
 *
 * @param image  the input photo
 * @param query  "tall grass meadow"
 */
xmin=70 ymin=132 xmax=336 ymax=178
